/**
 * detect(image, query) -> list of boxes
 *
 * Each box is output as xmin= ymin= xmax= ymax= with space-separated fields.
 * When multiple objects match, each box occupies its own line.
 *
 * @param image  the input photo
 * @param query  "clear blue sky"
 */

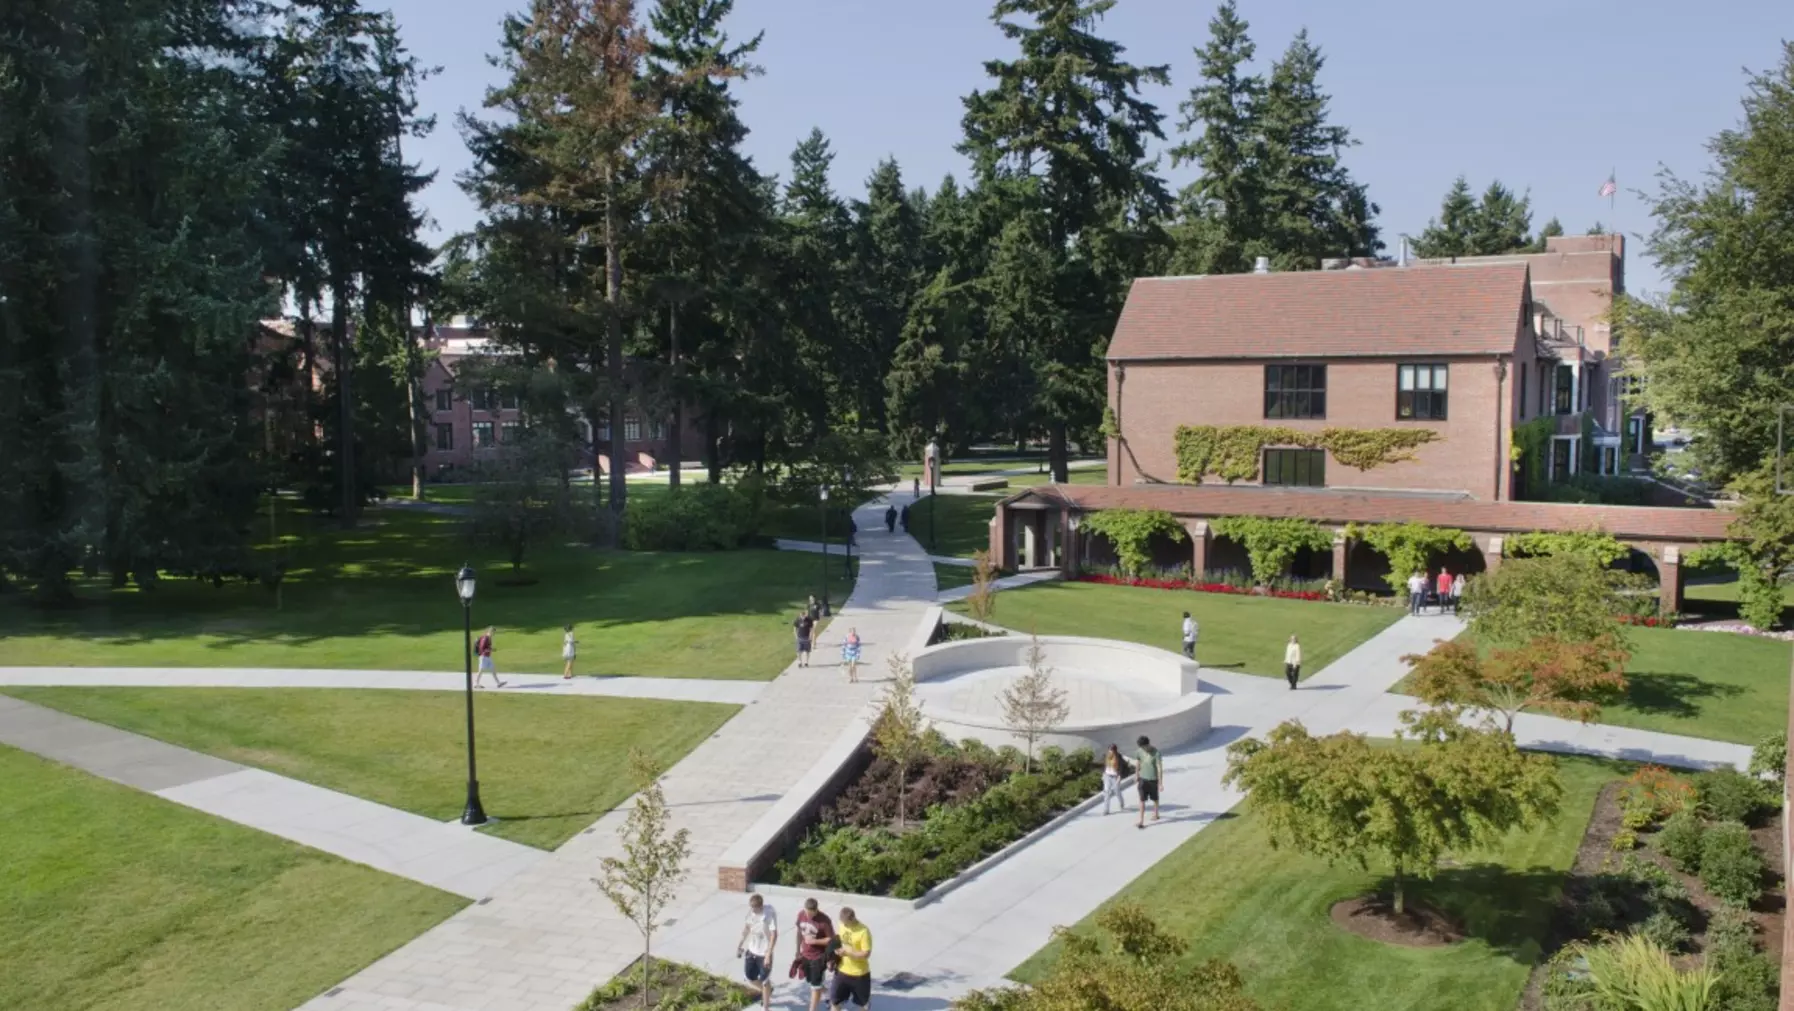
xmin=382 ymin=0 xmax=1791 ymax=298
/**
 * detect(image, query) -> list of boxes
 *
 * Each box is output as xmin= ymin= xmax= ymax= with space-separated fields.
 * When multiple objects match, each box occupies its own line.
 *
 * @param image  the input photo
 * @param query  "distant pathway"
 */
xmin=0 ymin=667 xmax=763 ymax=706
xmin=0 ymin=695 xmax=541 ymax=900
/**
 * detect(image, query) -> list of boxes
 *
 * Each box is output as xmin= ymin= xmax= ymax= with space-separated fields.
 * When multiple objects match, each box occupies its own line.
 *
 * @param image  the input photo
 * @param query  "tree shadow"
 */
xmin=1361 ymin=863 xmax=1569 ymax=965
xmin=1621 ymin=670 xmax=1744 ymax=719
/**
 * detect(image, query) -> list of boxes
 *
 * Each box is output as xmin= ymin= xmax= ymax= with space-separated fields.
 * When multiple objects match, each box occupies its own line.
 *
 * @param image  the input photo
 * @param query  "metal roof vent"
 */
xmin=1253 ymin=256 xmax=1270 ymax=274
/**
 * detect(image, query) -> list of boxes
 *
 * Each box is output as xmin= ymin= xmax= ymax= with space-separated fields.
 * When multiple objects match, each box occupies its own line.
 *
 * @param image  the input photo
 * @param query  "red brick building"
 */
xmin=990 ymin=236 xmax=1730 ymax=609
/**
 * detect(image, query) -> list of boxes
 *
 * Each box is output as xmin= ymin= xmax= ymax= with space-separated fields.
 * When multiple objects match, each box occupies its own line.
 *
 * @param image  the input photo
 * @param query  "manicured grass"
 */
xmin=956 ymin=580 xmax=1403 ymax=679
xmin=1 ymin=687 xmax=737 ymax=850
xmin=909 ymin=494 xmax=1001 ymax=559
xmin=1683 ymin=572 xmax=1794 ymax=608
xmin=1392 ymin=626 xmax=1791 ymax=746
xmin=1001 ymin=467 xmax=1108 ymax=488
xmin=0 ymin=506 xmax=852 ymax=679
xmin=1011 ymin=755 xmax=1624 ymax=1011
xmin=0 ymin=743 xmax=464 ymax=1011
xmin=935 ymin=562 xmax=976 ymax=591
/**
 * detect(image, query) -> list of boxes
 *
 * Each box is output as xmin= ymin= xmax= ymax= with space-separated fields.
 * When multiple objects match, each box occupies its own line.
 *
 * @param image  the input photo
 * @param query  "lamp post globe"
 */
xmin=455 ymin=563 xmax=487 ymax=826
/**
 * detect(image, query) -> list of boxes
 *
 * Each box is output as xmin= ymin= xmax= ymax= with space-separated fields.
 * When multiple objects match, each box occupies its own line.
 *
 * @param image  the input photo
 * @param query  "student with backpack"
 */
xmin=474 ymin=626 xmax=504 ymax=688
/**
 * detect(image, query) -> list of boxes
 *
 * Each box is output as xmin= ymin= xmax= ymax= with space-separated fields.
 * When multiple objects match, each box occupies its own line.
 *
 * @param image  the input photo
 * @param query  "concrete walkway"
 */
xmin=296 ymin=491 xmax=937 ymax=1011
xmin=650 ymin=608 xmax=1753 ymax=1008
xmin=0 ymin=667 xmax=764 ymax=706
xmin=0 ymin=695 xmax=542 ymax=901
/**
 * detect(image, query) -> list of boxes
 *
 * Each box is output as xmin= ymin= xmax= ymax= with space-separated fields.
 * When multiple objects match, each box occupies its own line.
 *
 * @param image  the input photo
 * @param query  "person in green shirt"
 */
xmin=1134 ymin=735 xmax=1163 ymax=829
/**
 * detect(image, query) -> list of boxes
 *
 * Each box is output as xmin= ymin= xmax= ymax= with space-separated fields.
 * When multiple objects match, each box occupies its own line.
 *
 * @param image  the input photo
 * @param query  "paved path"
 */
xmin=0 ymin=667 xmax=763 ymax=706
xmin=936 ymin=570 xmax=1062 ymax=603
xmin=650 ymin=609 xmax=1754 ymax=1008
xmin=0 ymin=695 xmax=541 ymax=900
xmin=296 ymin=492 xmax=935 ymax=1011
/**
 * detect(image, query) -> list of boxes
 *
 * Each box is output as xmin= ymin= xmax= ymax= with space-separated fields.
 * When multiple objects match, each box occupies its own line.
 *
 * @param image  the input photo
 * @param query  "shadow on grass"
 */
xmin=1622 ymin=670 xmax=1746 ymax=719
xmin=1366 ymin=863 xmax=1568 ymax=964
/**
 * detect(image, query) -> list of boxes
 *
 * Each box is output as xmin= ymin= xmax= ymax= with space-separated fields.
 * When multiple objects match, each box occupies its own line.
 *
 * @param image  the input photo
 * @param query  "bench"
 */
xmin=968 ymin=477 xmax=1009 ymax=492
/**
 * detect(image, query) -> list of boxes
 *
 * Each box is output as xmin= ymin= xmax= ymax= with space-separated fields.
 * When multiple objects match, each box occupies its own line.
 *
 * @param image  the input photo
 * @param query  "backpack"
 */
xmin=1119 ymin=755 xmax=1134 ymax=777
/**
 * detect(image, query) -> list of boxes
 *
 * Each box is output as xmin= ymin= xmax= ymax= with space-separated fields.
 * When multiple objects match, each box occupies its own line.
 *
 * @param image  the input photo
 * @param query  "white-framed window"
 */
xmin=1396 ymin=363 xmax=1448 ymax=420
xmin=624 ymin=416 xmax=641 ymax=442
xmin=472 ymin=421 xmax=495 ymax=448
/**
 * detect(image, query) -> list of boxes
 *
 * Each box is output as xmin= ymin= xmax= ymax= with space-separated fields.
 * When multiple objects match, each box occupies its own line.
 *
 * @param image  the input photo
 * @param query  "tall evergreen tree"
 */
xmin=1412 ymin=176 xmax=1479 ymax=257
xmin=1256 ymin=30 xmax=1380 ymax=267
xmin=780 ymin=128 xmax=855 ymax=434
xmin=1414 ymin=176 xmax=1538 ymax=258
xmin=0 ymin=0 xmax=277 ymax=597
xmin=849 ymin=158 xmax=924 ymax=430
xmin=1166 ymin=0 xmax=1261 ymax=274
xmin=960 ymin=0 xmax=1169 ymax=481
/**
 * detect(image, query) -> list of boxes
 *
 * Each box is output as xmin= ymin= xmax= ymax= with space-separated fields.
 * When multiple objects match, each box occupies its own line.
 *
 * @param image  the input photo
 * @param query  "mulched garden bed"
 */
xmin=578 ymin=957 xmax=757 ymax=1011
xmin=1517 ymin=777 xmax=1786 ymax=1010
xmin=1330 ymin=896 xmax=1466 ymax=947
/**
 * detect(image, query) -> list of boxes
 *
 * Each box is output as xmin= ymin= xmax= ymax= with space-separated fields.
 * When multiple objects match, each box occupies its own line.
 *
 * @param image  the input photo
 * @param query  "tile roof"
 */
xmin=1011 ymin=484 xmax=1734 ymax=542
xmin=1107 ymin=263 xmax=1530 ymax=361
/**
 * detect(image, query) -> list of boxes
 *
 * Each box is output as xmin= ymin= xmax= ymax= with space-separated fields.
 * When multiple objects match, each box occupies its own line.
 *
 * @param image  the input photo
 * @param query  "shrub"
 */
xmin=1610 ymin=827 xmax=1638 ymax=852
xmin=1557 ymin=934 xmax=1716 ymax=1010
xmin=1698 ymin=821 xmax=1765 ymax=908
xmin=1630 ymin=910 xmax=1692 ymax=954
xmin=1619 ymin=765 xmax=1696 ymax=828
xmin=1698 ymin=768 xmax=1772 ymax=826
xmin=1748 ymin=730 xmax=1786 ymax=785
xmin=623 ymin=483 xmax=760 ymax=551
xmin=1654 ymin=810 xmax=1706 ymax=873
xmin=1706 ymin=908 xmax=1778 ymax=1011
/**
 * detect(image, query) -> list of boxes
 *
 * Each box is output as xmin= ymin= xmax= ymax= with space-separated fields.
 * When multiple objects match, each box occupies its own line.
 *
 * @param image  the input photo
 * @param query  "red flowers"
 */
xmin=1077 ymin=573 xmax=1328 ymax=602
xmin=1617 ymin=614 xmax=1673 ymax=628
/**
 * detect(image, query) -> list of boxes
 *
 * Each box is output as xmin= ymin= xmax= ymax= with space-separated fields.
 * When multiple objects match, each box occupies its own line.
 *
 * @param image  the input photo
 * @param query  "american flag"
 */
xmin=1598 ymin=176 xmax=1617 ymax=198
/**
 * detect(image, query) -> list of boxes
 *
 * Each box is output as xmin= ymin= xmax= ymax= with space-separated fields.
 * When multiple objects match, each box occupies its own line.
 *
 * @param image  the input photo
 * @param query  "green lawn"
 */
xmin=957 ymin=580 xmax=1403 ymax=679
xmin=0 ymin=505 xmax=851 ymax=679
xmin=1012 ymin=755 xmax=1623 ymax=1011
xmin=909 ymin=494 xmax=1001 ymax=559
xmin=1683 ymin=572 xmax=1794 ymax=608
xmin=1391 ymin=626 xmax=1791 ymax=746
xmin=935 ymin=562 xmax=976 ymax=591
xmin=1 ymin=688 xmax=737 ymax=850
xmin=1000 ymin=467 xmax=1108 ymax=488
xmin=0 ymin=744 xmax=464 ymax=1011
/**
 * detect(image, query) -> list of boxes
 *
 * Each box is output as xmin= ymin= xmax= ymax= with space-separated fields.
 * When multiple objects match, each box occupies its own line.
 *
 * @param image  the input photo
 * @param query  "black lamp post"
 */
xmin=455 ymin=564 xmax=488 ymax=826
xmin=818 ymin=485 xmax=831 ymax=617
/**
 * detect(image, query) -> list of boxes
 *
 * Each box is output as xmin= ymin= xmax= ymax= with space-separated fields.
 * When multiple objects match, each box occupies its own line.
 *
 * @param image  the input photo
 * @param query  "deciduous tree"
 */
xmin=595 ymin=750 xmax=692 ymax=1010
xmin=872 ymin=652 xmax=929 ymax=829
xmin=1459 ymin=553 xmax=1630 ymax=648
xmin=1403 ymin=635 xmax=1630 ymax=733
xmin=1223 ymin=713 xmax=1562 ymax=914
xmin=1001 ymin=634 xmax=1070 ymax=772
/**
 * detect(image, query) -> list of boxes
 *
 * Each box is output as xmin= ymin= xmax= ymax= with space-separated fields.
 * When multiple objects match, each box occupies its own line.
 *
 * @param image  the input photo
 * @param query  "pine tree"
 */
xmin=1468 ymin=181 xmax=1534 ymax=256
xmin=780 ymin=128 xmax=855 ymax=438
xmin=1412 ymin=176 xmax=1479 ymax=258
xmin=1166 ymin=0 xmax=1262 ymax=275
xmin=960 ymin=0 xmax=1169 ymax=482
xmin=849 ymin=158 xmax=924 ymax=429
xmin=1255 ymin=30 xmax=1381 ymax=268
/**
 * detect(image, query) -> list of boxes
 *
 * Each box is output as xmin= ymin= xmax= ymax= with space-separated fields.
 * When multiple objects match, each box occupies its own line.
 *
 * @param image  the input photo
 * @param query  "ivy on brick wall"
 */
xmin=1506 ymin=530 xmax=1628 ymax=566
xmin=1173 ymin=425 xmax=1440 ymax=484
xmin=1344 ymin=521 xmax=1473 ymax=594
xmin=1100 ymin=406 xmax=1121 ymax=441
xmin=1211 ymin=516 xmax=1333 ymax=586
xmin=1511 ymin=417 xmax=1555 ymax=490
xmin=1082 ymin=508 xmax=1187 ymax=577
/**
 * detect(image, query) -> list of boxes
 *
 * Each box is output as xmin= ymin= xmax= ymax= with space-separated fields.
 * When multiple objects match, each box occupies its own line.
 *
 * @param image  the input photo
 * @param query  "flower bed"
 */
xmin=767 ymin=734 xmax=1100 ymax=900
xmin=1617 ymin=613 xmax=1677 ymax=628
xmin=1077 ymin=572 xmax=1328 ymax=602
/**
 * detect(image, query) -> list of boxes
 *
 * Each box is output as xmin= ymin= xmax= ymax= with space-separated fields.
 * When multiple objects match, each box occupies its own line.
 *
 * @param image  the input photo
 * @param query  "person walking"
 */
xmin=1406 ymin=571 xmax=1426 ymax=615
xmin=794 ymin=611 xmax=815 ymax=668
xmin=899 ymin=504 xmax=910 ymax=532
xmin=474 ymin=626 xmax=504 ymax=688
xmin=1283 ymin=635 xmax=1302 ymax=690
xmin=883 ymin=505 xmax=897 ymax=533
xmin=1101 ymin=744 xmax=1131 ymax=815
xmin=848 ymin=518 xmax=858 ymax=549
xmin=793 ymin=898 xmax=834 ymax=1011
xmin=830 ymin=907 xmax=873 ymax=1011
xmin=561 ymin=624 xmax=577 ymax=679
xmin=1134 ymin=735 xmax=1163 ymax=829
xmin=841 ymin=628 xmax=862 ymax=683
xmin=737 ymin=893 xmax=779 ymax=1011
xmin=807 ymin=595 xmax=822 ymax=624
xmin=1180 ymin=612 xmax=1198 ymax=660
xmin=1451 ymin=572 xmax=1467 ymax=611
xmin=1436 ymin=567 xmax=1453 ymax=614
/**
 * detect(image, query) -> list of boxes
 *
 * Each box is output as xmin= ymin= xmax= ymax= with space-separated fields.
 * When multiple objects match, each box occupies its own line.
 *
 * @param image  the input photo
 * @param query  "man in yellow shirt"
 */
xmin=829 ymin=907 xmax=873 ymax=1011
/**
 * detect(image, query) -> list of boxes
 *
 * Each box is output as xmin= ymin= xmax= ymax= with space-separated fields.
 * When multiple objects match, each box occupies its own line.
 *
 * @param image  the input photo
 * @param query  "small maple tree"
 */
xmin=1403 ymin=634 xmax=1629 ymax=733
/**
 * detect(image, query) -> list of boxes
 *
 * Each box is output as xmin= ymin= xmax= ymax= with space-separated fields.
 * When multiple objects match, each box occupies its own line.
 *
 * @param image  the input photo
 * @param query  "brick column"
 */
xmin=1331 ymin=531 xmax=1348 ymax=583
xmin=1484 ymin=536 xmax=1505 ymax=573
xmin=1659 ymin=546 xmax=1683 ymax=616
xmin=1183 ymin=520 xmax=1210 ymax=579
xmin=988 ymin=510 xmax=1008 ymax=570
xmin=1062 ymin=511 xmax=1080 ymax=577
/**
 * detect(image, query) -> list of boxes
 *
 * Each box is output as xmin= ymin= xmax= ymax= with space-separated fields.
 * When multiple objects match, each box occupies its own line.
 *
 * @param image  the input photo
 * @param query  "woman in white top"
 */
xmin=1284 ymin=635 xmax=1301 ymax=690
xmin=562 ymin=624 xmax=577 ymax=680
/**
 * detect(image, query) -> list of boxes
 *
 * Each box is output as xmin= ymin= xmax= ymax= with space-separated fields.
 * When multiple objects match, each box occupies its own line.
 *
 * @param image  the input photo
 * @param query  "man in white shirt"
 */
xmin=1406 ymin=572 xmax=1426 ymax=615
xmin=737 ymin=893 xmax=779 ymax=1010
xmin=1180 ymin=611 xmax=1198 ymax=660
